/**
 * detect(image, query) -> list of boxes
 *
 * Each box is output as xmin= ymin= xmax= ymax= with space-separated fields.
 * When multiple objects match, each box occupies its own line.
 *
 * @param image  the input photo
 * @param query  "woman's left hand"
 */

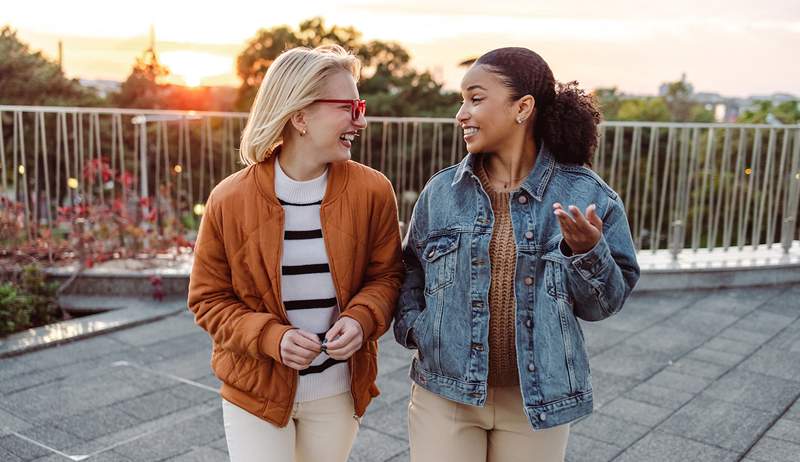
xmin=324 ymin=317 xmax=364 ymax=360
xmin=553 ymin=203 xmax=603 ymax=255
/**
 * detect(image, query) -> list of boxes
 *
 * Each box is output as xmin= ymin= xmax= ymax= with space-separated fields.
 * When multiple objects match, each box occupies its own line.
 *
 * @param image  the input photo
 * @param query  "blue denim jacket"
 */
xmin=393 ymin=145 xmax=640 ymax=430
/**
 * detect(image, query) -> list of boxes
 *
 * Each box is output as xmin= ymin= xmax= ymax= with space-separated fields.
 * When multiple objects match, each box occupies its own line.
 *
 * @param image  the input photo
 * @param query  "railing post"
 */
xmin=670 ymin=220 xmax=684 ymax=261
xmin=132 ymin=115 xmax=150 ymax=232
xmin=781 ymin=126 xmax=800 ymax=253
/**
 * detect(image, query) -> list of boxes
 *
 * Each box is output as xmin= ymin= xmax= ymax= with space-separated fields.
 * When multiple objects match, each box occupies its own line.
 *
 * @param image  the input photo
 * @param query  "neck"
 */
xmin=278 ymin=139 xmax=328 ymax=181
xmin=484 ymin=131 xmax=538 ymax=189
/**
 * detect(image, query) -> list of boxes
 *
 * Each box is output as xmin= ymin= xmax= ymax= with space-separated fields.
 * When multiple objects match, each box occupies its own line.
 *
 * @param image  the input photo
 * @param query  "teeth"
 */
xmin=340 ymin=133 xmax=356 ymax=141
xmin=463 ymin=127 xmax=478 ymax=135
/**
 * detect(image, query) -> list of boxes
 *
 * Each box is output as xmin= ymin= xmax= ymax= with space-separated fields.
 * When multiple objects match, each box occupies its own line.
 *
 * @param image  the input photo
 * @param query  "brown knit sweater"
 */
xmin=476 ymin=160 xmax=519 ymax=386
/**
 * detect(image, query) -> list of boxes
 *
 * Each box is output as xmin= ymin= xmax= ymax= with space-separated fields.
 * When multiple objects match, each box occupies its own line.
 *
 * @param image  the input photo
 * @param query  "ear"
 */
xmin=516 ymin=95 xmax=536 ymax=123
xmin=289 ymin=110 xmax=308 ymax=135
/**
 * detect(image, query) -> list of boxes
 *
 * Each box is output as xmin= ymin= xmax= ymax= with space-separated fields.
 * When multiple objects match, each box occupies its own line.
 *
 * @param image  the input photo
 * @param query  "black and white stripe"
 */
xmin=276 ymin=159 xmax=350 ymax=402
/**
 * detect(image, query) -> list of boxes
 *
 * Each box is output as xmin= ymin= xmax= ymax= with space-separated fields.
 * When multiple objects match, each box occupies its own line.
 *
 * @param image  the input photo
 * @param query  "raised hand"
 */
xmin=553 ymin=202 xmax=603 ymax=255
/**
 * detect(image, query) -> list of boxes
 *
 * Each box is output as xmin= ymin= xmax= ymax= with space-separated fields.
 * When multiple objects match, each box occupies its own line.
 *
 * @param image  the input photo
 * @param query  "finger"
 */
xmin=283 ymin=344 xmax=317 ymax=362
xmin=285 ymin=360 xmax=309 ymax=371
xmin=325 ymin=320 xmax=345 ymax=343
xmin=586 ymin=204 xmax=603 ymax=229
xmin=293 ymin=331 xmax=322 ymax=352
xmin=552 ymin=202 xmax=563 ymax=210
xmin=554 ymin=208 xmax=577 ymax=233
xmin=284 ymin=342 xmax=320 ymax=363
xmin=569 ymin=205 xmax=592 ymax=230
xmin=326 ymin=328 xmax=356 ymax=351
xmin=283 ymin=353 xmax=311 ymax=368
xmin=328 ymin=340 xmax=360 ymax=360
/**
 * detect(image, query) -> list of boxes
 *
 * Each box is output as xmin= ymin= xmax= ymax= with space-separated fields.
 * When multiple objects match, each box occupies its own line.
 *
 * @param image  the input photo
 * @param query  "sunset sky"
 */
xmin=5 ymin=0 xmax=800 ymax=97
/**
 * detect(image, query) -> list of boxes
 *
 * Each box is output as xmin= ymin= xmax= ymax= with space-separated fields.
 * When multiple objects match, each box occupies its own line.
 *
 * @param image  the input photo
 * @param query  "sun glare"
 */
xmin=159 ymin=51 xmax=232 ymax=87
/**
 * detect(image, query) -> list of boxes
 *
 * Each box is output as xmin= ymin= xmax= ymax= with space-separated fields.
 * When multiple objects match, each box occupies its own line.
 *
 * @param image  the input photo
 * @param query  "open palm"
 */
xmin=553 ymin=203 xmax=602 ymax=255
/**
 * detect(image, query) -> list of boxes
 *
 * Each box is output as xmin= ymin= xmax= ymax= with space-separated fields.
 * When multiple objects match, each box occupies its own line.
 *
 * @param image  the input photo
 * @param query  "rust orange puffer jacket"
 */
xmin=188 ymin=154 xmax=403 ymax=427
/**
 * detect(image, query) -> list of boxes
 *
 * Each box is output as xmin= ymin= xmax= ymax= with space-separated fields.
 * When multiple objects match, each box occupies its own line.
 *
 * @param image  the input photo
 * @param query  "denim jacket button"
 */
xmin=525 ymin=231 xmax=534 ymax=240
xmin=525 ymin=319 xmax=533 ymax=328
xmin=539 ymin=412 xmax=547 ymax=421
xmin=427 ymin=250 xmax=435 ymax=258
xmin=528 ymin=363 xmax=536 ymax=372
xmin=471 ymin=343 xmax=484 ymax=351
xmin=524 ymin=277 xmax=534 ymax=286
xmin=518 ymin=195 xmax=528 ymax=204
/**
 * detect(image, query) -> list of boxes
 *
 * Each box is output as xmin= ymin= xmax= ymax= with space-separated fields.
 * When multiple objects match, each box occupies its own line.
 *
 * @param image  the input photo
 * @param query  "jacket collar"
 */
xmin=253 ymin=146 xmax=350 ymax=207
xmin=451 ymin=143 xmax=556 ymax=202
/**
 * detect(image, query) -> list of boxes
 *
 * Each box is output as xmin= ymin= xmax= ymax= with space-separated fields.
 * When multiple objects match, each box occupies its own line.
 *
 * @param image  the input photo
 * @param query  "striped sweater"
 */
xmin=275 ymin=158 xmax=350 ymax=402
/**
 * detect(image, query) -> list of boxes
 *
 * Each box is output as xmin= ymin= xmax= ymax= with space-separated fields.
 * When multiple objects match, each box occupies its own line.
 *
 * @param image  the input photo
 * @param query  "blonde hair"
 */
xmin=238 ymin=44 xmax=361 ymax=165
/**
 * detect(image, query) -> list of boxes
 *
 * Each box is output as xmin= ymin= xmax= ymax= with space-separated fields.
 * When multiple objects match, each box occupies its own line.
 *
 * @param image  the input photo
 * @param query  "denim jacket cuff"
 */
xmin=561 ymin=234 xmax=612 ymax=281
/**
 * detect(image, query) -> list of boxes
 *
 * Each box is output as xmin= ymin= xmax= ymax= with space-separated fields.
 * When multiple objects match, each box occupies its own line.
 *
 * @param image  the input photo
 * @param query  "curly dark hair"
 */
xmin=474 ymin=47 xmax=601 ymax=165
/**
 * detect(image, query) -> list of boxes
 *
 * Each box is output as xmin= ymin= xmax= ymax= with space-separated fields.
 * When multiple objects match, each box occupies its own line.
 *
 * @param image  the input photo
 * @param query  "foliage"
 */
xmin=234 ymin=17 xmax=460 ymax=116
xmin=595 ymin=78 xmax=715 ymax=123
xmin=616 ymin=98 xmax=671 ymax=122
xmin=1 ymin=155 xmax=195 ymax=268
xmin=111 ymin=47 xmax=170 ymax=109
xmin=738 ymin=100 xmax=800 ymax=124
xmin=0 ymin=263 xmax=60 ymax=336
xmin=0 ymin=26 xmax=103 ymax=106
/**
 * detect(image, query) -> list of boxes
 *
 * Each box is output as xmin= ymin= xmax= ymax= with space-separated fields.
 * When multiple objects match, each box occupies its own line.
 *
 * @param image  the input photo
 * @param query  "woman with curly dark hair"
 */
xmin=394 ymin=47 xmax=640 ymax=461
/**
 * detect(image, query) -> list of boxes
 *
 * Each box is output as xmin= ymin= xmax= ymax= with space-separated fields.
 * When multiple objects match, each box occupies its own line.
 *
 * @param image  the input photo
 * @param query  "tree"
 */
xmin=0 ymin=26 xmax=101 ymax=106
xmin=111 ymin=47 xmax=171 ymax=109
xmin=662 ymin=76 xmax=693 ymax=122
xmin=594 ymin=87 xmax=623 ymax=121
xmin=596 ymin=78 xmax=714 ymax=123
xmin=616 ymin=98 xmax=672 ymax=122
xmin=234 ymin=17 xmax=460 ymax=116
xmin=738 ymin=100 xmax=800 ymax=124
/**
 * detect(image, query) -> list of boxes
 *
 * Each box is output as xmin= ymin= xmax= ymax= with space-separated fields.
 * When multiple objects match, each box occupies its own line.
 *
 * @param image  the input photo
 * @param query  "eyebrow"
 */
xmin=465 ymin=84 xmax=487 ymax=92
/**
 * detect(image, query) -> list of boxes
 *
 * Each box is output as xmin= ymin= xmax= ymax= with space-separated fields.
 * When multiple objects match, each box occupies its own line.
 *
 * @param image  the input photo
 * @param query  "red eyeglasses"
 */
xmin=314 ymin=99 xmax=366 ymax=121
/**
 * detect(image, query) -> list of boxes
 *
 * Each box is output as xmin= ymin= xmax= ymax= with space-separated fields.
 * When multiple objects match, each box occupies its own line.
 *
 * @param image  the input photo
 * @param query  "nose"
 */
xmin=353 ymin=112 xmax=367 ymax=130
xmin=455 ymin=103 xmax=469 ymax=123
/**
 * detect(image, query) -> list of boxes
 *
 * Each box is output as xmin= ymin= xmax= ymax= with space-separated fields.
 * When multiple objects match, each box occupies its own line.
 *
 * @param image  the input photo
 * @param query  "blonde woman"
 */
xmin=188 ymin=45 xmax=404 ymax=462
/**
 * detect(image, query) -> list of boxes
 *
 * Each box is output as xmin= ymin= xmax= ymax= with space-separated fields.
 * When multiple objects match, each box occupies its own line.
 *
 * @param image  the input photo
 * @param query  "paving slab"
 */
xmin=0 ymin=284 xmax=798 ymax=461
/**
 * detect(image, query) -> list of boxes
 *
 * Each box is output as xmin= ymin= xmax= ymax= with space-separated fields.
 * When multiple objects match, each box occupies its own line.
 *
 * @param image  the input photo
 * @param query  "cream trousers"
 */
xmin=222 ymin=392 xmax=359 ymax=462
xmin=408 ymin=384 xmax=570 ymax=462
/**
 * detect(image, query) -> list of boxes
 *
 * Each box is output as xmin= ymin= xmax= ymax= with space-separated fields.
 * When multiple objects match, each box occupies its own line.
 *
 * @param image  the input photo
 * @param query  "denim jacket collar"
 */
xmin=451 ymin=143 xmax=556 ymax=202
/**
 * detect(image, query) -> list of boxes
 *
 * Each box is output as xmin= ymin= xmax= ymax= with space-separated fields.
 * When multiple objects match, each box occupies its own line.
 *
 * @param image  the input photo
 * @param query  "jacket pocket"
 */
xmin=420 ymin=232 xmax=459 ymax=295
xmin=410 ymin=307 xmax=431 ymax=362
xmin=211 ymin=347 xmax=274 ymax=397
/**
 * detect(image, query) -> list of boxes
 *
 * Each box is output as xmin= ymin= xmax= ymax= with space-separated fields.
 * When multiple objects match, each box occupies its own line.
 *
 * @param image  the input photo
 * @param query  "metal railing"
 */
xmin=1 ymin=105 xmax=799 ymax=262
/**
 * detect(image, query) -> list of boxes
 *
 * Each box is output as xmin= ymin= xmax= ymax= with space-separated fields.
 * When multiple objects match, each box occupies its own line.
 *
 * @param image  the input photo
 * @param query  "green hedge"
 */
xmin=0 ymin=264 xmax=60 ymax=336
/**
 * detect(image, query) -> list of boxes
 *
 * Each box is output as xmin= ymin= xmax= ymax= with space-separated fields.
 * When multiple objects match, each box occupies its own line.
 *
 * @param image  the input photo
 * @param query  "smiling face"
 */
xmin=456 ymin=65 xmax=523 ymax=154
xmin=301 ymin=69 xmax=367 ymax=163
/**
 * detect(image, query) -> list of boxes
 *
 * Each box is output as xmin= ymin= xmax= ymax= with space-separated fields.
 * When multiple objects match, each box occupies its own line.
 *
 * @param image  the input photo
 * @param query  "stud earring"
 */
xmin=300 ymin=129 xmax=307 ymax=136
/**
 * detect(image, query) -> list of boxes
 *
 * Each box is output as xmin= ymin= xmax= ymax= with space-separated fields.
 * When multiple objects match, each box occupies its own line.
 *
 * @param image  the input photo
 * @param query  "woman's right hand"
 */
xmin=280 ymin=329 xmax=322 ymax=370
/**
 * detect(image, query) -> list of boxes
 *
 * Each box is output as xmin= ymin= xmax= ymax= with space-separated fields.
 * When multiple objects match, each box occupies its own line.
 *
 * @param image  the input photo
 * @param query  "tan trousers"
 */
xmin=222 ymin=392 xmax=359 ymax=462
xmin=408 ymin=383 xmax=570 ymax=462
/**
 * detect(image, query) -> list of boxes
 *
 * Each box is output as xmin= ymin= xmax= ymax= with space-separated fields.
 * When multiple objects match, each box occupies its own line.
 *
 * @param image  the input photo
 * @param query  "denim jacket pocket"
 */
xmin=410 ymin=307 xmax=430 ymax=362
xmin=420 ymin=232 xmax=459 ymax=295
